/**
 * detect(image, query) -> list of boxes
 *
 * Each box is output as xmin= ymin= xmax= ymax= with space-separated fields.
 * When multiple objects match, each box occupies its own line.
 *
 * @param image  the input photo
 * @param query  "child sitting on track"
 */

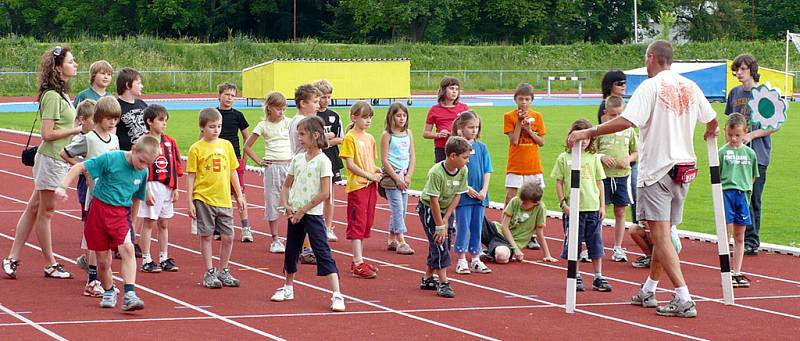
xmin=271 ymin=116 xmax=345 ymax=312
xmin=55 ymin=136 xmax=159 ymax=311
xmin=417 ymin=136 xmax=471 ymax=298
xmin=481 ymin=181 xmax=557 ymax=264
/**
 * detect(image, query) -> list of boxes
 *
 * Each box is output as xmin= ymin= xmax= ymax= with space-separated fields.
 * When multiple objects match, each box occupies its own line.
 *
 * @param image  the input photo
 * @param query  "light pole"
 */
xmin=633 ymin=0 xmax=639 ymax=43
xmin=293 ymin=0 xmax=297 ymax=41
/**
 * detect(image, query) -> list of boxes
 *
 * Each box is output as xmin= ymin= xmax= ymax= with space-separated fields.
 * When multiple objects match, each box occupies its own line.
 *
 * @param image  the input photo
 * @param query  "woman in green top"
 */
xmin=3 ymin=46 xmax=82 ymax=280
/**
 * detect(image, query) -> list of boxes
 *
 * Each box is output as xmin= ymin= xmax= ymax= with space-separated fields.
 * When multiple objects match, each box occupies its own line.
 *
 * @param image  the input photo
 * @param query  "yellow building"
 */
xmin=242 ymin=59 xmax=411 ymax=104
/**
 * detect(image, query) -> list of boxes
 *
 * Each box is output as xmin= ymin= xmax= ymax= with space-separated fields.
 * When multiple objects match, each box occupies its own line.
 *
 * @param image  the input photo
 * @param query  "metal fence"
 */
xmin=2 ymin=69 xmax=799 ymax=96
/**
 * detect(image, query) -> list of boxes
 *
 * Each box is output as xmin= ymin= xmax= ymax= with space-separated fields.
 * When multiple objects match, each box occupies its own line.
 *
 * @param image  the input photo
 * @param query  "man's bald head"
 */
xmin=647 ymin=40 xmax=673 ymax=66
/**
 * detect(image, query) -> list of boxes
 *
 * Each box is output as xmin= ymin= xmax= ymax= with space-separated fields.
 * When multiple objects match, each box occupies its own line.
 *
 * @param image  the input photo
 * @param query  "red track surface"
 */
xmin=0 ymin=130 xmax=798 ymax=340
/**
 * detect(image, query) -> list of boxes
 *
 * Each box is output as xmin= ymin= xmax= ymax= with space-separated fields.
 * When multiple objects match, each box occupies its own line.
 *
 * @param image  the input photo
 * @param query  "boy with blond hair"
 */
xmin=74 ymin=60 xmax=113 ymax=108
xmin=187 ymin=108 xmax=245 ymax=289
xmin=56 ymin=136 xmax=159 ymax=311
xmin=314 ymin=79 xmax=344 ymax=242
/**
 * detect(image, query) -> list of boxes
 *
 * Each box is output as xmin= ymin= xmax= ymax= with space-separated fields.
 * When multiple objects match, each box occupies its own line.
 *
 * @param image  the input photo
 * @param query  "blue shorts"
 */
xmin=417 ymin=202 xmax=454 ymax=269
xmin=723 ymin=189 xmax=752 ymax=226
xmin=603 ymin=176 xmax=633 ymax=206
xmin=560 ymin=211 xmax=604 ymax=260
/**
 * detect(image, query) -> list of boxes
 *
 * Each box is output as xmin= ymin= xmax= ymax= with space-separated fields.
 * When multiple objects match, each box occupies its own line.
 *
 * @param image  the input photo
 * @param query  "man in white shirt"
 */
xmin=568 ymin=40 xmax=719 ymax=318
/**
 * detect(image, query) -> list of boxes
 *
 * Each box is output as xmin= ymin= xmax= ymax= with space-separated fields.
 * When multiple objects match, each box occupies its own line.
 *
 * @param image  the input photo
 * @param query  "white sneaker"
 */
xmin=455 ymin=260 xmax=471 ymax=274
xmin=470 ymin=259 xmax=492 ymax=274
xmin=271 ymin=286 xmax=294 ymax=302
xmin=83 ymin=279 xmax=104 ymax=297
xmin=241 ymin=227 xmax=254 ymax=243
xmin=270 ymin=239 xmax=286 ymax=253
xmin=44 ymin=263 xmax=73 ymax=279
xmin=612 ymin=248 xmax=628 ymax=262
xmin=326 ymin=228 xmax=338 ymax=242
xmin=579 ymin=250 xmax=592 ymax=263
xmin=331 ymin=293 xmax=346 ymax=312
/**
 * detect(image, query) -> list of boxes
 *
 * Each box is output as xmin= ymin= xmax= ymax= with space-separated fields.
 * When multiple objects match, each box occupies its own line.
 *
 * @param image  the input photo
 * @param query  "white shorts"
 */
xmin=137 ymin=181 xmax=175 ymax=220
xmin=505 ymin=173 xmax=546 ymax=189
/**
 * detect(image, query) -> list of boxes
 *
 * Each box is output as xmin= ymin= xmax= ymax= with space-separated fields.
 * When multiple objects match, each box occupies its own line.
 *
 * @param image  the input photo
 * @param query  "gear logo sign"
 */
xmin=747 ymin=84 xmax=788 ymax=130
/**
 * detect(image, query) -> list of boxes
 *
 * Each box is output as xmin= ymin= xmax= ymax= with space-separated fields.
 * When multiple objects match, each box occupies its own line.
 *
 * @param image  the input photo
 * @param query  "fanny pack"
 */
xmin=669 ymin=162 xmax=698 ymax=184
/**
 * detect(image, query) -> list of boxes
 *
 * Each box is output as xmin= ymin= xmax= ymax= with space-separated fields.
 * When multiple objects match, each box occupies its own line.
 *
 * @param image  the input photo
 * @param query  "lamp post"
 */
xmin=293 ymin=0 xmax=297 ymax=41
xmin=633 ymin=0 xmax=639 ymax=43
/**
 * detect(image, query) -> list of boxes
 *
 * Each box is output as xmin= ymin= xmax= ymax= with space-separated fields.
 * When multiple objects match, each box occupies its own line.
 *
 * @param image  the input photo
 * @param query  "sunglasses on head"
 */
xmin=613 ymin=80 xmax=626 ymax=86
xmin=53 ymin=46 xmax=63 ymax=57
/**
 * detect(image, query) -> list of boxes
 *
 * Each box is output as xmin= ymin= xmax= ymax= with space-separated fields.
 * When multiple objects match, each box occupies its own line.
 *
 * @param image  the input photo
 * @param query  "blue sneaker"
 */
xmin=100 ymin=290 xmax=117 ymax=308
xmin=121 ymin=291 xmax=144 ymax=311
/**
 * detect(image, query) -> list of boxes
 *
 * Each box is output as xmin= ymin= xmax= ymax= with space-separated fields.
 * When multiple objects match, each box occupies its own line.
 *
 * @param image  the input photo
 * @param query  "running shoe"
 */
xmin=271 ymin=286 xmax=294 ymax=302
xmin=331 ymin=293 xmax=346 ymax=312
xmin=121 ymin=291 xmax=144 ymax=311
xmin=100 ymin=290 xmax=117 ymax=308
xmin=203 ymin=268 xmax=223 ymax=289
xmin=326 ymin=228 xmax=338 ymax=242
xmin=579 ymin=249 xmax=592 ymax=263
xmin=436 ymin=282 xmax=455 ymax=298
xmin=455 ymin=259 xmax=471 ymax=274
xmin=396 ymin=243 xmax=415 ymax=255
xmin=241 ymin=227 xmax=254 ymax=243
xmin=612 ymin=248 xmax=628 ymax=262
xmin=386 ymin=239 xmax=399 ymax=251
xmin=632 ymin=255 xmax=651 ymax=268
xmin=630 ymin=288 xmax=658 ymax=308
xmin=217 ymin=268 xmax=240 ymax=287
xmin=352 ymin=262 xmax=377 ymax=279
xmin=270 ymin=239 xmax=286 ymax=253
xmin=592 ymin=277 xmax=612 ymax=292
xmin=575 ymin=275 xmax=585 ymax=292
xmin=2 ymin=258 xmax=18 ymax=279
xmin=655 ymin=296 xmax=697 ymax=318
xmin=83 ymin=280 xmax=104 ymax=297
xmin=420 ymin=276 xmax=438 ymax=290
xmin=470 ymin=259 xmax=492 ymax=274
xmin=44 ymin=263 xmax=72 ymax=279
xmin=526 ymin=238 xmax=541 ymax=250
xmin=160 ymin=258 xmax=179 ymax=272
xmin=76 ymin=254 xmax=88 ymax=271
xmin=141 ymin=261 xmax=162 ymax=273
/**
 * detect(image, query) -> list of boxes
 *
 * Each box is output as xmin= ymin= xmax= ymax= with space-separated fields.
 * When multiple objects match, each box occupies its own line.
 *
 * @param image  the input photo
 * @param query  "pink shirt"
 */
xmin=426 ymin=103 xmax=470 ymax=148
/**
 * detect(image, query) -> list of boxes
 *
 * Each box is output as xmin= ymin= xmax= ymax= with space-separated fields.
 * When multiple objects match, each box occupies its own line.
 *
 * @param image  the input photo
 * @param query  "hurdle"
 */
xmin=546 ymin=76 xmax=586 ymax=98
xmin=564 ymin=142 xmax=582 ymax=313
xmin=707 ymin=138 xmax=735 ymax=305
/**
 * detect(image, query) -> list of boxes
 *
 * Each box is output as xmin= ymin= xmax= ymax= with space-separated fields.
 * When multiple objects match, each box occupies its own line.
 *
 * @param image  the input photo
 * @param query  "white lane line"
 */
xmin=0 ymin=304 xmax=68 ymax=340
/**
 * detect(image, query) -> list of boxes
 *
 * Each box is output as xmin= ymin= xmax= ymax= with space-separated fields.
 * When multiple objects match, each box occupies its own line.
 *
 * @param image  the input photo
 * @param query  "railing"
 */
xmin=1 ymin=69 xmax=799 ymax=96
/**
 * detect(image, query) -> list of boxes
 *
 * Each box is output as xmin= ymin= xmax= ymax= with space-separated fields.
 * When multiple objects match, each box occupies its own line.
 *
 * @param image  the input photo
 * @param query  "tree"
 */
xmin=345 ymin=0 xmax=461 ymax=42
xmin=674 ymin=0 xmax=748 ymax=41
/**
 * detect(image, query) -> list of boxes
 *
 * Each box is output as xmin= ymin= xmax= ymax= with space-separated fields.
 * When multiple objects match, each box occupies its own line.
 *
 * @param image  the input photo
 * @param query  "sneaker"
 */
xmin=592 ymin=277 xmax=613 ymax=292
xmin=203 ymin=268 xmax=223 ymax=289
xmin=526 ymin=238 xmax=541 ymax=250
xmin=134 ymin=244 xmax=142 ymax=258
xmin=326 ymin=228 xmax=338 ymax=242
xmin=632 ymin=256 xmax=652 ymax=268
xmin=270 ymin=240 xmax=286 ymax=253
xmin=655 ymin=296 xmax=697 ymax=318
xmin=352 ymin=262 xmax=377 ymax=279
xmin=270 ymin=286 xmax=294 ymax=302
xmin=470 ymin=259 xmax=492 ymax=274
xmin=331 ymin=293 xmax=346 ymax=312
xmin=213 ymin=230 xmax=221 ymax=241
xmin=396 ymin=243 xmax=415 ymax=255
xmin=420 ymin=276 xmax=438 ymax=290
xmin=436 ymin=281 xmax=455 ymax=298
xmin=44 ymin=263 xmax=73 ymax=279
xmin=83 ymin=280 xmax=104 ymax=297
xmin=576 ymin=275 xmax=585 ymax=292
xmin=100 ymin=290 xmax=117 ymax=308
xmin=612 ymin=248 xmax=628 ymax=262
xmin=217 ymin=268 xmax=240 ymax=287
xmin=2 ymin=258 xmax=19 ymax=279
xmin=160 ymin=258 xmax=179 ymax=272
xmin=579 ymin=250 xmax=592 ymax=263
xmin=241 ymin=227 xmax=254 ymax=243
xmin=455 ymin=260 xmax=471 ymax=274
xmin=479 ymin=251 xmax=495 ymax=263
xmin=744 ymin=246 xmax=759 ymax=256
xmin=76 ymin=254 xmax=88 ymax=271
xmin=732 ymin=274 xmax=751 ymax=288
xmin=141 ymin=261 xmax=162 ymax=273
xmin=300 ymin=248 xmax=316 ymax=264
xmin=630 ymin=288 xmax=658 ymax=308
xmin=121 ymin=291 xmax=145 ymax=311
xmin=386 ymin=240 xmax=399 ymax=251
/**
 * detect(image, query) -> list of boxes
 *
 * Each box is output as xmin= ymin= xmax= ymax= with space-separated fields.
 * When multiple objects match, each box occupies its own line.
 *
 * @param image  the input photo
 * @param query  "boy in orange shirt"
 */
xmin=503 ymin=83 xmax=547 ymax=249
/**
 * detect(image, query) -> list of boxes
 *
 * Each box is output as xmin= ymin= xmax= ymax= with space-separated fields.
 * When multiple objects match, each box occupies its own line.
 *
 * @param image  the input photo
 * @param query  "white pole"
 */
xmin=633 ymin=0 xmax=639 ymax=43
xmin=785 ymin=30 xmax=790 ymax=99
xmin=565 ymin=142 xmax=582 ymax=313
xmin=707 ymin=138 xmax=735 ymax=305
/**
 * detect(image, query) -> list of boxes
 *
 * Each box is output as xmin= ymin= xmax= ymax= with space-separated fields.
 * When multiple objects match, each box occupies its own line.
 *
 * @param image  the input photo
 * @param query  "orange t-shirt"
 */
xmin=503 ymin=109 xmax=547 ymax=175
xmin=339 ymin=129 xmax=379 ymax=193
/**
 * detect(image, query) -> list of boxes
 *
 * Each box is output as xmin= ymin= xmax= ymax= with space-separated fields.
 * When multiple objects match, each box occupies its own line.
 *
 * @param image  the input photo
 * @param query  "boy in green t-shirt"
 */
xmin=596 ymin=96 xmax=638 ymax=263
xmin=416 ymin=136 xmax=471 ymax=298
xmin=720 ymin=113 xmax=759 ymax=288
xmin=482 ymin=181 xmax=557 ymax=264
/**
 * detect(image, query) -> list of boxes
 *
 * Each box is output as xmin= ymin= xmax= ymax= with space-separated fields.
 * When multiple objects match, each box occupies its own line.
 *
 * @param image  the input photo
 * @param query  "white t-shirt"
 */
xmin=252 ymin=117 xmax=292 ymax=161
xmin=621 ymin=70 xmax=717 ymax=187
xmin=287 ymin=152 xmax=332 ymax=216
xmin=288 ymin=114 xmax=308 ymax=156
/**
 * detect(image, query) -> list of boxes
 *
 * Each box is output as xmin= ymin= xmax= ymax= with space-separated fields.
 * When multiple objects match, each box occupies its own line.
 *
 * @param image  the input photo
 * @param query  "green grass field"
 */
xmin=1 ymin=103 xmax=797 ymax=246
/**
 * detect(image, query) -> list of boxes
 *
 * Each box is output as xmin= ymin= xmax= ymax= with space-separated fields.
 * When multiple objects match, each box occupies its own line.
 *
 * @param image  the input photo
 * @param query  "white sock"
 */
xmin=472 ymin=255 xmax=481 ymax=262
xmin=643 ymin=276 xmax=659 ymax=293
xmin=675 ymin=286 xmax=692 ymax=302
xmin=594 ymin=272 xmax=603 ymax=280
xmin=142 ymin=254 xmax=152 ymax=264
xmin=284 ymin=285 xmax=294 ymax=292
xmin=159 ymin=252 xmax=169 ymax=263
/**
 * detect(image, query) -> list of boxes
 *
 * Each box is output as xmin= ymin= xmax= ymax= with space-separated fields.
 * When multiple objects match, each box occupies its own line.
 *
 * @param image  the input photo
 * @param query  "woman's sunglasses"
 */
xmin=613 ymin=80 xmax=626 ymax=86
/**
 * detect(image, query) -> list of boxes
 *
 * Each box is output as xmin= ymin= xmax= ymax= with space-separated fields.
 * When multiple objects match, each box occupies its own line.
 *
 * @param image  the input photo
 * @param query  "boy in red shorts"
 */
xmin=56 ymin=136 xmax=160 ymax=311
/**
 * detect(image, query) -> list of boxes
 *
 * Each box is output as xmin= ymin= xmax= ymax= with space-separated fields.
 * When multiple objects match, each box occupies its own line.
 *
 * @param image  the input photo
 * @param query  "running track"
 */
xmin=0 ymin=131 xmax=798 ymax=340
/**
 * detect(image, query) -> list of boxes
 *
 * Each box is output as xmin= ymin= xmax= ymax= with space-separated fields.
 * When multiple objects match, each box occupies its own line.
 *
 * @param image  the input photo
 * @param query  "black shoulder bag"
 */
xmin=20 ymin=112 xmax=39 ymax=167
